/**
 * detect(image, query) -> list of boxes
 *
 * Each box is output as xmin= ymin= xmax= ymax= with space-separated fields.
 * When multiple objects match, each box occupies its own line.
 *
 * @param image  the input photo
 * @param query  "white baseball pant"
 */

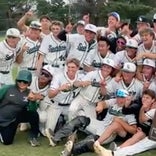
xmin=114 ymin=137 xmax=156 ymax=156
xmin=69 ymin=94 xmax=97 ymax=120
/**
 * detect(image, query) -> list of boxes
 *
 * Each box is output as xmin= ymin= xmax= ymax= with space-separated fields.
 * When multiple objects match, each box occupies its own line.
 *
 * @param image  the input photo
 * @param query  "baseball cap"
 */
xmin=153 ymin=13 xmax=156 ymax=22
xmin=143 ymin=59 xmax=156 ymax=68
xmin=116 ymin=89 xmax=129 ymax=98
xmin=85 ymin=24 xmax=97 ymax=34
xmin=121 ymin=62 xmax=136 ymax=73
xmin=42 ymin=65 xmax=55 ymax=77
xmin=77 ymin=20 xmax=85 ymax=26
xmin=102 ymin=58 xmax=115 ymax=68
xmin=29 ymin=21 xmax=41 ymax=30
xmin=126 ymin=39 xmax=138 ymax=49
xmin=6 ymin=28 xmax=20 ymax=38
xmin=108 ymin=12 xmax=120 ymax=21
xmin=136 ymin=16 xmax=149 ymax=23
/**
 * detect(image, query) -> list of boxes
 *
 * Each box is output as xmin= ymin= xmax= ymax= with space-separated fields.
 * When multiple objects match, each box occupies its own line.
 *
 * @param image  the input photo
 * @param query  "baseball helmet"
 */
xmin=16 ymin=70 xmax=32 ymax=83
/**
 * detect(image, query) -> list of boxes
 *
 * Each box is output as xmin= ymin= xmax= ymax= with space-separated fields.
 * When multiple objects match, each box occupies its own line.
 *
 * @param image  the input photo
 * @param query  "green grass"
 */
xmin=0 ymin=130 xmax=155 ymax=156
xmin=0 ymin=36 xmax=4 ymax=41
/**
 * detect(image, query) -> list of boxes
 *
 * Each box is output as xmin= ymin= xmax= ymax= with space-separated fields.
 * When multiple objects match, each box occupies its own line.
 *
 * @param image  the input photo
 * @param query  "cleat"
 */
xmin=60 ymin=130 xmax=77 ymax=156
xmin=94 ymin=141 xmax=112 ymax=156
xmin=29 ymin=138 xmax=40 ymax=147
xmin=45 ymin=128 xmax=56 ymax=146
xmin=109 ymin=142 xmax=117 ymax=151
xmin=60 ymin=140 xmax=73 ymax=156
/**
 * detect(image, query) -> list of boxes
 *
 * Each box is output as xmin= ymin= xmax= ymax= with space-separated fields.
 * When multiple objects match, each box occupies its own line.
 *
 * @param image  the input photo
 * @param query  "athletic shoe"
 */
xmin=94 ymin=141 xmax=113 ymax=156
xmin=20 ymin=123 xmax=30 ymax=131
xmin=109 ymin=142 xmax=118 ymax=151
xmin=29 ymin=138 xmax=40 ymax=147
xmin=45 ymin=128 xmax=56 ymax=146
xmin=60 ymin=130 xmax=77 ymax=156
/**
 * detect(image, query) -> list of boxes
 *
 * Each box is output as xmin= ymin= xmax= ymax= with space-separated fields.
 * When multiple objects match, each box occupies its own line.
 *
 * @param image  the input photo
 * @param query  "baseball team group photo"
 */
xmin=0 ymin=0 xmax=156 ymax=156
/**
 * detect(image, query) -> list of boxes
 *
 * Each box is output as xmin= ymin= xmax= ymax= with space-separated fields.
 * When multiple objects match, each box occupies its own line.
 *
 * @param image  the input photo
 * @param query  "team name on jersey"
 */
xmin=109 ymin=106 xmax=123 ymax=116
xmin=5 ymin=53 xmax=14 ymax=61
xmin=77 ymin=43 xmax=87 ymax=52
xmin=48 ymin=45 xmax=66 ymax=53
xmin=27 ymin=45 xmax=40 ymax=54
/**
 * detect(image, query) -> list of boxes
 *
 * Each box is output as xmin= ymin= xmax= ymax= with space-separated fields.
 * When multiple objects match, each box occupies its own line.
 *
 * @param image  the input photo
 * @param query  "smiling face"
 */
xmin=101 ymin=64 xmax=113 ymax=78
xmin=84 ymin=30 xmax=96 ymax=42
xmin=142 ymin=94 xmax=155 ymax=111
xmin=107 ymin=16 xmax=119 ymax=29
xmin=17 ymin=80 xmax=29 ymax=92
xmin=98 ymin=40 xmax=110 ymax=56
xmin=6 ymin=36 xmax=20 ymax=48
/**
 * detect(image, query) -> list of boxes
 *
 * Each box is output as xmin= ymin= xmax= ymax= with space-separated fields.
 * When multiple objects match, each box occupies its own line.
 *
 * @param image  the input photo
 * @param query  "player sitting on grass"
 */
xmin=94 ymin=89 xmax=156 ymax=156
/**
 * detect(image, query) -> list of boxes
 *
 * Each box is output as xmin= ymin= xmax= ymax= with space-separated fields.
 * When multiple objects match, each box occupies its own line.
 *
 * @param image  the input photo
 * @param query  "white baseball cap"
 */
xmin=153 ymin=13 xmax=156 ymax=20
xmin=102 ymin=58 xmax=115 ymax=68
xmin=42 ymin=65 xmax=55 ymax=77
xmin=122 ymin=62 xmax=136 ymax=73
xmin=85 ymin=24 xmax=97 ymax=34
xmin=6 ymin=28 xmax=20 ymax=38
xmin=77 ymin=20 xmax=85 ymax=26
xmin=126 ymin=39 xmax=138 ymax=49
xmin=29 ymin=21 xmax=41 ymax=30
xmin=143 ymin=59 xmax=156 ymax=68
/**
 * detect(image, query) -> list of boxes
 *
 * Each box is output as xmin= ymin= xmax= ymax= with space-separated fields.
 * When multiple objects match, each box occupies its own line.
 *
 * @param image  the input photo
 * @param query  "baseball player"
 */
xmin=84 ymin=36 xmax=114 ymax=72
xmin=17 ymin=11 xmax=51 ymax=38
xmin=36 ymin=20 xmax=67 ymax=73
xmin=0 ymin=28 xmax=21 ymax=87
xmin=29 ymin=65 xmax=54 ymax=136
xmin=108 ymin=62 xmax=143 ymax=101
xmin=94 ymin=105 xmax=156 ymax=156
xmin=135 ymin=28 xmax=156 ymax=64
xmin=45 ymin=58 xmax=83 ymax=135
xmin=140 ymin=59 xmax=156 ymax=94
xmin=58 ymin=23 xmax=98 ymax=70
xmin=113 ymin=38 xmax=138 ymax=67
xmin=133 ymin=15 xmax=150 ymax=44
xmin=69 ymin=58 xmax=115 ymax=120
xmin=85 ymin=89 xmax=137 ymax=144
xmin=108 ymin=89 xmax=155 ymax=150
xmin=16 ymin=21 xmax=41 ymax=77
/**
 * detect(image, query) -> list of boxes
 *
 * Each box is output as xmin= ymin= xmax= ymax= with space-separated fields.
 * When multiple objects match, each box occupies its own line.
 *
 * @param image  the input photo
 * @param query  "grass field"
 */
xmin=0 ymin=130 xmax=155 ymax=156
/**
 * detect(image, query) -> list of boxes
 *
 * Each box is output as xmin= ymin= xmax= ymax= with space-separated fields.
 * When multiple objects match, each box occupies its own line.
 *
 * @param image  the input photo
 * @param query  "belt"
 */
xmin=51 ymin=100 xmax=70 ymax=106
xmin=27 ymin=68 xmax=36 ymax=71
xmin=43 ymin=62 xmax=60 ymax=68
xmin=0 ymin=71 xmax=9 ymax=74
xmin=58 ymin=103 xmax=70 ymax=106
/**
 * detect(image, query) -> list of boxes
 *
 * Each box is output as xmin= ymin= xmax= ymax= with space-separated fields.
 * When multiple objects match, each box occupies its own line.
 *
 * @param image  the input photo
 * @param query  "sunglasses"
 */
xmin=40 ymin=71 xmax=51 ymax=78
xmin=117 ymin=40 xmax=126 ymax=46
xmin=17 ymin=80 xmax=29 ymax=84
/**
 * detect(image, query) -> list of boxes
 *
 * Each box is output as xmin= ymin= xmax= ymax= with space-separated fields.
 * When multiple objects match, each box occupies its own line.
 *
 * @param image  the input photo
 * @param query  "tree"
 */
xmin=37 ymin=0 xmax=69 ymax=24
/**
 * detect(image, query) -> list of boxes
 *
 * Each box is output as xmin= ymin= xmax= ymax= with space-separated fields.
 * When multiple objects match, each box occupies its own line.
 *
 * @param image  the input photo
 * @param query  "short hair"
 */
xmin=39 ymin=15 xmax=51 ymax=22
xmin=120 ymin=22 xmax=134 ymax=31
xmin=50 ymin=20 xmax=64 ymax=30
xmin=139 ymin=28 xmax=155 ymax=39
xmin=143 ymin=89 xmax=156 ymax=99
xmin=97 ymin=36 xmax=111 ymax=46
xmin=66 ymin=58 xmax=80 ymax=67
